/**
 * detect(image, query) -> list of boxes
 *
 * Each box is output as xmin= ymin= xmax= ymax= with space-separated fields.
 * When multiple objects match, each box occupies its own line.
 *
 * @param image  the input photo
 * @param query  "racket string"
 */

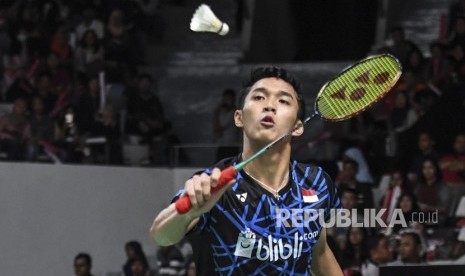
xmin=316 ymin=55 xmax=401 ymax=121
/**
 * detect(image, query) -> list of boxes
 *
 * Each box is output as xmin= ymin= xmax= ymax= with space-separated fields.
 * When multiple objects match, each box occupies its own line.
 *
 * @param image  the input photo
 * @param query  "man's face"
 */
xmin=453 ymin=135 xmax=465 ymax=155
xmin=373 ymin=238 xmax=393 ymax=264
xmin=235 ymin=77 xmax=301 ymax=143
xmin=342 ymin=163 xmax=357 ymax=180
xmin=349 ymin=227 xmax=364 ymax=246
xmin=399 ymin=235 xmax=420 ymax=262
xmin=391 ymin=172 xmax=403 ymax=187
xmin=341 ymin=191 xmax=357 ymax=210
xmin=13 ymin=100 xmax=26 ymax=115
xmin=418 ymin=133 xmax=433 ymax=152
xmin=130 ymin=260 xmax=146 ymax=276
xmin=74 ymin=258 xmax=90 ymax=276
xmin=422 ymin=160 xmax=436 ymax=180
xmin=399 ymin=195 xmax=413 ymax=213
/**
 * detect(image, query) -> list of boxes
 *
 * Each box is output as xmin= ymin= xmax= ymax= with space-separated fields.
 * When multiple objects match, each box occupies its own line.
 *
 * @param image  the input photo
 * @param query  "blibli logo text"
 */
xmin=234 ymin=229 xmax=315 ymax=261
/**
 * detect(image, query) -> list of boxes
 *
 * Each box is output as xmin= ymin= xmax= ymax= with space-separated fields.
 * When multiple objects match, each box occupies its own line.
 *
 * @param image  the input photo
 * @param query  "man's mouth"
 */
xmin=260 ymin=116 xmax=275 ymax=127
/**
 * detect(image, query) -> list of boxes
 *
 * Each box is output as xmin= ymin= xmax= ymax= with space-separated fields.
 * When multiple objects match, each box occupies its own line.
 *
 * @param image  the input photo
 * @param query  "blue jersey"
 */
xmin=173 ymin=156 xmax=341 ymax=275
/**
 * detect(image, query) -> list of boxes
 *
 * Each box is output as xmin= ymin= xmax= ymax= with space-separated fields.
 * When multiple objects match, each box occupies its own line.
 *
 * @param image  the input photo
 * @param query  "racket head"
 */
xmin=315 ymin=54 xmax=402 ymax=121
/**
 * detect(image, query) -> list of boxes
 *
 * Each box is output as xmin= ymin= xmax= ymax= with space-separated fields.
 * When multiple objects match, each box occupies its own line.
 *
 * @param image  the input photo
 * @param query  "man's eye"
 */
xmin=253 ymin=95 xmax=264 ymax=100
xmin=279 ymin=99 xmax=290 ymax=105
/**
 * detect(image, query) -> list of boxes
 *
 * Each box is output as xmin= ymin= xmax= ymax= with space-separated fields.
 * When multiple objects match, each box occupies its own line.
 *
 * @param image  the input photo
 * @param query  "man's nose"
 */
xmin=263 ymin=101 xmax=276 ymax=113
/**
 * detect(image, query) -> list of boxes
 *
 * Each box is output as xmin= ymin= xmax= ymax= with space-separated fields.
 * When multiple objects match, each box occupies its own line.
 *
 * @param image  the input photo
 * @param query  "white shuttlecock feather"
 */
xmin=190 ymin=4 xmax=229 ymax=36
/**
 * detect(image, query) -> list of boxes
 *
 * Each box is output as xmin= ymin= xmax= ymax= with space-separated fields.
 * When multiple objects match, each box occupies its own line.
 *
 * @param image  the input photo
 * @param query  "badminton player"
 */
xmin=151 ymin=67 xmax=343 ymax=275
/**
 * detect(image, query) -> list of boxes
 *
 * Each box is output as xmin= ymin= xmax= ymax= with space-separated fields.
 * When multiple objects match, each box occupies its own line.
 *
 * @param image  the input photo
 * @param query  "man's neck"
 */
xmin=241 ymin=140 xmax=291 ymax=190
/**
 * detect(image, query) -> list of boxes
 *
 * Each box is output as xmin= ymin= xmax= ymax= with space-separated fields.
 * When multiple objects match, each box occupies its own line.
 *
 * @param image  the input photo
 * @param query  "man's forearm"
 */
xmin=311 ymin=228 xmax=342 ymax=276
xmin=150 ymin=203 xmax=199 ymax=246
xmin=310 ymin=245 xmax=342 ymax=276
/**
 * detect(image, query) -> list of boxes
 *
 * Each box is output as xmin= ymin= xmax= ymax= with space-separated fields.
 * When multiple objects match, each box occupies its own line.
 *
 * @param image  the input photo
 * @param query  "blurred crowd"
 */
xmin=0 ymin=0 xmax=175 ymax=165
xmin=288 ymin=2 xmax=465 ymax=274
xmin=74 ymin=239 xmax=195 ymax=276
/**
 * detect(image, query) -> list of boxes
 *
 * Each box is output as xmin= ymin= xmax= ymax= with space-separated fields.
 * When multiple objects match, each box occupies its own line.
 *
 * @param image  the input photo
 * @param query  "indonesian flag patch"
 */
xmin=302 ymin=189 xmax=319 ymax=203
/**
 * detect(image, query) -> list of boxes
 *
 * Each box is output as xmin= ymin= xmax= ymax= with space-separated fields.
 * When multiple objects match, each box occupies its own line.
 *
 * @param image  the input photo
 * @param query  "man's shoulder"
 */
xmin=291 ymin=160 xmax=331 ymax=179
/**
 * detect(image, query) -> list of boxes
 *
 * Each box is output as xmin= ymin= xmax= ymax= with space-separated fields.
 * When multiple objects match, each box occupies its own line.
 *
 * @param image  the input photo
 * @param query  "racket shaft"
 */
xmin=175 ymin=166 xmax=237 ymax=214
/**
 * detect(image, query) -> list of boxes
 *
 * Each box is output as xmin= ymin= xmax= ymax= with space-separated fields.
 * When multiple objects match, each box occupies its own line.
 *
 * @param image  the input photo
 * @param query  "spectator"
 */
xmin=127 ymin=257 xmax=150 ymax=276
xmin=329 ymin=187 xmax=359 ymax=252
xmin=74 ymin=8 xmax=104 ymax=41
xmin=40 ymin=52 xmax=71 ymax=99
xmin=123 ymin=241 xmax=150 ymax=276
xmin=408 ymin=132 xmax=440 ymax=184
xmin=336 ymin=159 xmax=374 ymax=212
xmin=89 ymin=104 xmax=123 ymax=164
xmin=125 ymin=73 xmax=164 ymax=143
xmin=380 ymin=170 xmax=410 ymax=224
xmin=448 ymin=0 xmax=465 ymax=36
xmin=12 ymin=2 xmax=48 ymax=58
xmin=74 ymin=253 xmax=94 ymax=276
xmin=35 ymin=72 xmax=58 ymax=115
xmin=391 ymin=192 xmax=421 ymax=234
xmin=0 ymin=98 xmax=30 ymax=160
xmin=404 ymin=49 xmax=426 ymax=82
xmin=361 ymin=234 xmax=393 ymax=276
xmin=213 ymin=88 xmax=240 ymax=161
xmin=54 ymin=105 xmax=84 ymax=163
xmin=343 ymin=147 xmax=374 ymax=185
xmin=424 ymin=42 xmax=450 ymax=88
xmin=104 ymin=9 xmax=137 ymax=79
xmin=132 ymin=0 xmax=164 ymax=42
xmin=388 ymin=91 xmax=410 ymax=132
xmin=439 ymin=133 xmax=465 ymax=215
xmin=385 ymin=26 xmax=421 ymax=66
xmin=50 ymin=26 xmax=73 ymax=65
xmin=74 ymin=77 xmax=101 ymax=135
xmin=341 ymin=227 xmax=369 ymax=275
xmin=157 ymin=245 xmax=185 ymax=276
xmin=26 ymin=96 xmax=55 ymax=161
xmin=74 ymin=29 xmax=104 ymax=78
xmin=416 ymin=158 xmax=450 ymax=222
xmin=5 ymin=66 xmax=35 ymax=103
xmin=447 ymin=43 xmax=465 ymax=88
xmin=448 ymin=17 xmax=465 ymax=48
xmin=387 ymin=232 xmax=424 ymax=265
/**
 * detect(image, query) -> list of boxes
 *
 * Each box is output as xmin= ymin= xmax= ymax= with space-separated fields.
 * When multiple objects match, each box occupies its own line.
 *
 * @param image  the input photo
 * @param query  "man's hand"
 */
xmin=184 ymin=168 xmax=234 ymax=218
xmin=151 ymin=168 xmax=234 ymax=246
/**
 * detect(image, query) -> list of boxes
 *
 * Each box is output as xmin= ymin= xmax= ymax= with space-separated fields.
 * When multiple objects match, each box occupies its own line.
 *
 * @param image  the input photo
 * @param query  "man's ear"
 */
xmin=292 ymin=119 xmax=304 ymax=137
xmin=234 ymin=110 xmax=243 ymax=127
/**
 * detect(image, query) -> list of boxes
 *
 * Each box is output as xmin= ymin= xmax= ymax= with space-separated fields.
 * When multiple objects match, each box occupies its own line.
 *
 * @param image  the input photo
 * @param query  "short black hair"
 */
xmin=343 ymin=158 xmax=359 ymax=170
xmin=401 ymin=232 xmax=421 ymax=247
xmin=74 ymin=253 xmax=92 ymax=268
xmin=339 ymin=187 xmax=357 ymax=197
xmin=367 ymin=234 xmax=387 ymax=252
xmin=238 ymin=66 xmax=305 ymax=121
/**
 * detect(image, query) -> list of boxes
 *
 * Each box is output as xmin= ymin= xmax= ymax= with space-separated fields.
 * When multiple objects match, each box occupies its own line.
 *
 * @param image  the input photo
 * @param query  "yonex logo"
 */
xmin=330 ymin=69 xmax=392 ymax=101
xmin=236 ymin=193 xmax=247 ymax=202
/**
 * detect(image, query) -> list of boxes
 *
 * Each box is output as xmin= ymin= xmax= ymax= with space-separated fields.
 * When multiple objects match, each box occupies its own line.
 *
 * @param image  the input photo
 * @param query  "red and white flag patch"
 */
xmin=302 ymin=189 xmax=319 ymax=203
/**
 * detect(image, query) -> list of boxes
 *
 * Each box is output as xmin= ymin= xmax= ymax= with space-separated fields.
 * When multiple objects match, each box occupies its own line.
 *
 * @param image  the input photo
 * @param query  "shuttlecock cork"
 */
xmin=190 ymin=4 xmax=229 ymax=35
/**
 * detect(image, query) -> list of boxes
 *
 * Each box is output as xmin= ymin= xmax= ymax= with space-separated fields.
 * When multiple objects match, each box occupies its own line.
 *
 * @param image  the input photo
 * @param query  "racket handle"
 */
xmin=175 ymin=166 xmax=237 ymax=214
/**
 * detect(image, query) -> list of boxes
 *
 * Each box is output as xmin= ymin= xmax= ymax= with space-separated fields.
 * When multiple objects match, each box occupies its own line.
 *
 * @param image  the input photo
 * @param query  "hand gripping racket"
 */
xmin=175 ymin=54 xmax=402 ymax=214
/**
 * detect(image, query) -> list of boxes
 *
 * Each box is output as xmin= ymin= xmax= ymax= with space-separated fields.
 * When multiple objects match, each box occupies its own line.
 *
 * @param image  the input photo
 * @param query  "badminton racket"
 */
xmin=175 ymin=54 xmax=402 ymax=214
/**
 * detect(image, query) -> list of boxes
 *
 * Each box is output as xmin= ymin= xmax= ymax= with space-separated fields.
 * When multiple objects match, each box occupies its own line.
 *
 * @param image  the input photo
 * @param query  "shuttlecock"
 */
xmin=190 ymin=4 xmax=229 ymax=36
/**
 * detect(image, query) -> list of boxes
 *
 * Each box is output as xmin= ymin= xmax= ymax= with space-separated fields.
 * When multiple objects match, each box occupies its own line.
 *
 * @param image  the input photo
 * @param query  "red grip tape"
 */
xmin=175 ymin=166 xmax=237 ymax=214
